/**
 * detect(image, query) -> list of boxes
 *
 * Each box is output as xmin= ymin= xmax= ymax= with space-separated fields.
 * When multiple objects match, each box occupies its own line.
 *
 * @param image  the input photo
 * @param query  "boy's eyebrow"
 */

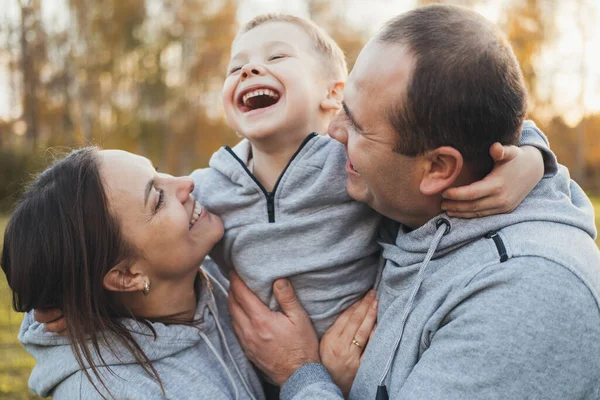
xmin=230 ymin=41 xmax=295 ymax=63
xmin=342 ymin=101 xmax=364 ymax=132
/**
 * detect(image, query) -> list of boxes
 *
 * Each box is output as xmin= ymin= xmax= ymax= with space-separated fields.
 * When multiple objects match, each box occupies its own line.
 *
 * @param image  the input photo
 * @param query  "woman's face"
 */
xmin=98 ymin=150 xmax=223 ymax=280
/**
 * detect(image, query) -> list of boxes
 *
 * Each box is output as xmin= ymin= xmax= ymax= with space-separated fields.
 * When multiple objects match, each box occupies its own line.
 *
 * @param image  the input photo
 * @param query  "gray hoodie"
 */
xmin=280 ymin=127 xmax=600 ymax=399
xmin=190 ymin=125 xmax=550 ymax=337
xmin=191 ymin=133 xmax=383 ymax=337
xmin=19 ymin=260 xmax=265 ymax=400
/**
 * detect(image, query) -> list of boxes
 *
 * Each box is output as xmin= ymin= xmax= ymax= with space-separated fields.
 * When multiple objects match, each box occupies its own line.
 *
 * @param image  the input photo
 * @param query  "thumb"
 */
xmin=273 ymin=279 xmax=305 ymax=319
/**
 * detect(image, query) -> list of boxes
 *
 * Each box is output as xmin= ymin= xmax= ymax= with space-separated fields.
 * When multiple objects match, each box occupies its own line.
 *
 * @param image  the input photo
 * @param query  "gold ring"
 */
xmin=352 ymin=338 xmax=362 ymax=349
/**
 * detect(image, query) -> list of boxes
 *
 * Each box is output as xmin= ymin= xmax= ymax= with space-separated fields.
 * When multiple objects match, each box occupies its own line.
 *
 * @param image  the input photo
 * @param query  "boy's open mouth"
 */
xmin=237 ymin=86 xmax=281 ymax=113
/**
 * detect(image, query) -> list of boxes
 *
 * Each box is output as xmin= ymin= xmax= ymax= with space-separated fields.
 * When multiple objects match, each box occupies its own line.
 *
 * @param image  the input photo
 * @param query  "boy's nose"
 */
xmin=240 ymin=63 xmax=264 ymax=81
xmin=328 ymin=118 xmax=348 ymax=145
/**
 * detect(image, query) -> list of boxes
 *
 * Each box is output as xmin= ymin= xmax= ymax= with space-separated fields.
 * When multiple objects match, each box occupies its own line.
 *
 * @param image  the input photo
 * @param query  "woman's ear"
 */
xmin=419 ymin=146 xmax=464 ymax=196
xmin=320 ymin=81 xmax=344 ymax=112
xmin=103 ymin=261 xmax=148 ymax=293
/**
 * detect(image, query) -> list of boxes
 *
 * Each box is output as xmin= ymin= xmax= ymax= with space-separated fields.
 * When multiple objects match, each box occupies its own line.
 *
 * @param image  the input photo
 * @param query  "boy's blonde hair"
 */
xmin=237 ymin=14 xmax=348 ymax=81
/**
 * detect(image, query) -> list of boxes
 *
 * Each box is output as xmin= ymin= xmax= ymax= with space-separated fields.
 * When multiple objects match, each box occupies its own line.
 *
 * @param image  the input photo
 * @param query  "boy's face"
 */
xmin=223 ymin=22 xmax=330 ymax=143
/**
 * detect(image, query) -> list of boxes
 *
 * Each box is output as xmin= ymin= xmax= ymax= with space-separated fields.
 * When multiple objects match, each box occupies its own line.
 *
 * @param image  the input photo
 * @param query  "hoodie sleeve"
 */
xmin=394 ymin=257 xmax=600 ymax=399
xmin=519 ymin=120 xmax=558 ymax=177
xmin=280 ymin=363 xmax=344 ymax=400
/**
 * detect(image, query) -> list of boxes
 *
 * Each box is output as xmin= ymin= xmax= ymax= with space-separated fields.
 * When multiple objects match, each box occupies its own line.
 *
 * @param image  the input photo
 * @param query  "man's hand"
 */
xmin=34 ymin=308 xmax=67 ymax=335
xmin=320 ymin=290 xmax=378 ymax=397
xmin=442 ymin=143 xmax=543 ymax=218
xmin=228 ymin=272 xmax=320 ymax=386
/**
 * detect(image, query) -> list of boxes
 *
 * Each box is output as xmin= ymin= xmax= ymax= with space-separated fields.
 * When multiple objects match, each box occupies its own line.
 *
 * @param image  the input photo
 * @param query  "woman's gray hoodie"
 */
xmin=280 ymin=125 xmax=600 ymax=399
xmin=19 ymin=260 xmax=265 ymax=399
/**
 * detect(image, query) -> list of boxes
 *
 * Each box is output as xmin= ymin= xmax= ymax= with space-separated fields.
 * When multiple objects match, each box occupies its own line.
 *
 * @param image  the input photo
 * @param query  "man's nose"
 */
xmin=175 ymin=176 xmax=195 ymax=203
xmin=240 ymin=63 xmax=264 ymax=81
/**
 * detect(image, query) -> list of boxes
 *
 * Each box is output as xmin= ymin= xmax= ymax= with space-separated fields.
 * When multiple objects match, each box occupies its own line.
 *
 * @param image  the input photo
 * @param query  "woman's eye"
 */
xmin=155 ymin=189 xmax=165 ymax=213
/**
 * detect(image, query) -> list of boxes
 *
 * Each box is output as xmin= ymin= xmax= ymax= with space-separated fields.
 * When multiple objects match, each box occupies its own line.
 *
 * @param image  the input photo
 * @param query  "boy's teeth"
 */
xmin=242 ymin=88 xmax=279 ymax=105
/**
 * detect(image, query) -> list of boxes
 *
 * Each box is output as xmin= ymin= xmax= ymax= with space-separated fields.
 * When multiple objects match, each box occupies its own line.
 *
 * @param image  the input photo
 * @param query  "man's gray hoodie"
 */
xmin=19 ymin=260 xmax=265 ymax=399
xmin=280 ymin=126 xmax=600 ymax=399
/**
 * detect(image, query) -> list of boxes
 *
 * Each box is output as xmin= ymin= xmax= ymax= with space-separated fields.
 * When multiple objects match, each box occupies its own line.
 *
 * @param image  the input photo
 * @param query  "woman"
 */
xmin=3 ymin=147 xmax=373 ymax=399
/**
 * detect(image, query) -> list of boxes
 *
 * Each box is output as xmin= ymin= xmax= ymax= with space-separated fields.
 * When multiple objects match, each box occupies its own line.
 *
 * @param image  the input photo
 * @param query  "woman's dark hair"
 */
xmin=0 ymin=147 xmax=164 ymax=398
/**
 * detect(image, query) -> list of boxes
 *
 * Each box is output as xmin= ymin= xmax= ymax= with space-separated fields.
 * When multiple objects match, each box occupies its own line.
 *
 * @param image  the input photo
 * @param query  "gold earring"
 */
xmin=142 ymin=281 xmax=151 ymax=296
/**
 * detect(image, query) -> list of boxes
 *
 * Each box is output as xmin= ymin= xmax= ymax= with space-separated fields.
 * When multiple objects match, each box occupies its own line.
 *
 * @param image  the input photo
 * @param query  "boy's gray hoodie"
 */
xmin=191 ymin=134 xmax=383 ymax=336
xmin=190 ymin=125 xmax=551 ymax=337
xmin=19 ymin=260 xmax=265 ymax=400
xmin=280 ymin=125 xmax=600 ymax=399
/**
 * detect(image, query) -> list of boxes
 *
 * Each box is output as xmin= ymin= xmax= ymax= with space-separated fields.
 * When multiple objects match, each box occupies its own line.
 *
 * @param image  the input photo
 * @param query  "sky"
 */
xmin=1 ymin=0 xmax=599 ymax=125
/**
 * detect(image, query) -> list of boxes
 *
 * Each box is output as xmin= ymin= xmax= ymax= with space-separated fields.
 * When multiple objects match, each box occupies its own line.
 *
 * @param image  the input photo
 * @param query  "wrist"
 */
xmin=276 ymin=354 xmax=320 ymax=386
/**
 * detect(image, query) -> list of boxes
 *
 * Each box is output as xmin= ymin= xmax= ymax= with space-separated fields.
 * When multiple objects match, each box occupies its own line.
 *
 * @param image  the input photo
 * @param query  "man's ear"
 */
xmin=320 ymin=81 xmax=344 ymax=112
xmin=103 ymin=261 xmax=148 ymax=293
xmin=419 ymin=147 xmax=464 ymax=196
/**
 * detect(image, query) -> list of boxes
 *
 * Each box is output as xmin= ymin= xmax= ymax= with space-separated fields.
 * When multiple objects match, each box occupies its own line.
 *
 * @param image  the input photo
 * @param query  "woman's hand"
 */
xmin=320 ymin=290 xmax=378 ymax=397
xmin=228 ymin=271 xmax=320 ymax=386
xmin=34 ymin=308 xmax=67 ymax=334
xmin=442 ymin=143 xmax=544 ymax=218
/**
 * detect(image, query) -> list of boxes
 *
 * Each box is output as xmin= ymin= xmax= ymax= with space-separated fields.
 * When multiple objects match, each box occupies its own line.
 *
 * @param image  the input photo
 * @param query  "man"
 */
xmin=229 ymin=5 xmax=600 ymax=399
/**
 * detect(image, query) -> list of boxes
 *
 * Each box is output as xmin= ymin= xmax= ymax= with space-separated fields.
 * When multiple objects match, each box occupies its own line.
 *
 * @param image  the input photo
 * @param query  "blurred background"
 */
xmin=0 ymin=0 xmax=598 ymax=398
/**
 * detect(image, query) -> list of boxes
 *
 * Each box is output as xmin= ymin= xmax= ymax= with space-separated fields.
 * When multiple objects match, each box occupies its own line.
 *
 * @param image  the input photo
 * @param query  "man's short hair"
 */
xmin=237 ymin=14 xmax=348 ymax=81
xmin=378 ymin=5 xmax=527 ymax=172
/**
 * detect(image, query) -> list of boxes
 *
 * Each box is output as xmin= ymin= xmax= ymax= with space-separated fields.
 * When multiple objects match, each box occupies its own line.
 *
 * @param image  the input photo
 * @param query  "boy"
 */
xmin=190 ymin=14 xmax=551 ymax=337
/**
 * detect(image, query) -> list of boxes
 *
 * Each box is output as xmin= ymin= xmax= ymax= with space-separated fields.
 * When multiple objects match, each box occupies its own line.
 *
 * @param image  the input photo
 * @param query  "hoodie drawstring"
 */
xmin=376 ymin=218 xmax=451 ymax=400
xmin=203 ymin=269 xmax=258 ymax=400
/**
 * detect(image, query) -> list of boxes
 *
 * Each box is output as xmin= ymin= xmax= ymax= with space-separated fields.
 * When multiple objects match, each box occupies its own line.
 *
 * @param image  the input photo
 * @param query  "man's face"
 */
xmin=328 ymin=40 xmax=428 ymax=227
xmin=222 ymin=22 xmax=328 ymax=144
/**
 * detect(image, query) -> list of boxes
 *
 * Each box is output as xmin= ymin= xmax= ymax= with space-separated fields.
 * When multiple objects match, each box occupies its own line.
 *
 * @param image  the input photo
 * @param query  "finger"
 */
xmin=352 ymin=298 xmax=378 ymax=351
xmin=228 ymin=285 xmax=252 ymax=329
xmin=340 ymin=291 xmax=376 ymax=345
xmin=446 ymin=207 xmax=505 ymax=218
xmin=326 ymin=299 xmax=362 ymax=338
xmin=494 ymin=144 xmax=519 ymax=162
xmin=272 ymin=279 xmax=307 ymax=320
xmin=34 ymin=308 xmax=63 ymax=324
xmin=488 ymin=142 xmax=505 ymax=161
xmin=229 ymin=270 xmax=272 ymax=319
xmin=442 ymin=195 xmax=507 ymax=214
xmin=442 ymin=178 xmax=498 ymax=201
xmin=44 ymin=318 xmax=67 ymax=334
xmin=361 ymin=324 xmax=377 ymax=362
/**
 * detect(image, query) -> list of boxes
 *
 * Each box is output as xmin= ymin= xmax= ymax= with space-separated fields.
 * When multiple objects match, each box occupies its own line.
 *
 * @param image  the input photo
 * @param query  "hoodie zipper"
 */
xmin=224 ymin=133 xmax=318 ymax=223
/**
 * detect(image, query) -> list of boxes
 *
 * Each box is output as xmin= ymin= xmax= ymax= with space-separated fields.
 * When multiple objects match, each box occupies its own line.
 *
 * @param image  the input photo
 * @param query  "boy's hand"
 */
xmin=441 ymin=143 xmax=543 ymax=218
xmin=320 ymin=290 xmax=377 ymax=397
xmin=228 ymin=272 xmax=320 ymax=386
xmin=34 ymin=308 xmax=68 ymax=335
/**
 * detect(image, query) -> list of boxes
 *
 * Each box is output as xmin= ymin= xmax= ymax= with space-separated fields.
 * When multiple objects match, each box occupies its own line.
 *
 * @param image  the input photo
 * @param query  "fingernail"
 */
xmin=442 ymin=192 xmax=449 ymax=199
xmin=276 ymin=279 xmax=289 ymax=291
xmin=371 ymin=300 xmax=378 ymax=310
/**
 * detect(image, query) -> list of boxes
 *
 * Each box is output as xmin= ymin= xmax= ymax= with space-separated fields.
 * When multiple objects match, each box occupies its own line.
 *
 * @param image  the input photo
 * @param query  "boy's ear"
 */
xmin=320 ymin=81 xmax=344 ymax=112
xmin=419 ymin=147 xmax=464 ymax=196
xmin=103 ymin=261 xmax=148 ymax=293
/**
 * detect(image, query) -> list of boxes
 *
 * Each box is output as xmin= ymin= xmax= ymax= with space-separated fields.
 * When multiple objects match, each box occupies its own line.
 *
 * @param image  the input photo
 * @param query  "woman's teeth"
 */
xmin=189 ymin=201 xmax=203 ymax=229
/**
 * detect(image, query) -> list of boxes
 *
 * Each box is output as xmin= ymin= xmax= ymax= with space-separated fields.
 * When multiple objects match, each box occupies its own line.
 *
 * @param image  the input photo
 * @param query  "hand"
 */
xmin=34 ymin=308 xmax=68 ymax=335
xmin=320 ymin=290 xmax=378 ymax=397
xmin=228 ymin=272 xmax=320 ymax=386
xmin=441 ymin=144 xmax=543 ymax=218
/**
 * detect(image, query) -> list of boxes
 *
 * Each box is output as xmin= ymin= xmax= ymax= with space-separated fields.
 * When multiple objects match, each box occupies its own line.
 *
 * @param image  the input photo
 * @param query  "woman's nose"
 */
xmin=175 ymin=176 xmax=195 ymax=203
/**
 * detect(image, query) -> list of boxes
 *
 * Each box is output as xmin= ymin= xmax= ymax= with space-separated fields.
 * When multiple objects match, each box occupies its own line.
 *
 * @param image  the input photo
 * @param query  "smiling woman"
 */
xmin=0 ymin=148 xmax=264 ymax=399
